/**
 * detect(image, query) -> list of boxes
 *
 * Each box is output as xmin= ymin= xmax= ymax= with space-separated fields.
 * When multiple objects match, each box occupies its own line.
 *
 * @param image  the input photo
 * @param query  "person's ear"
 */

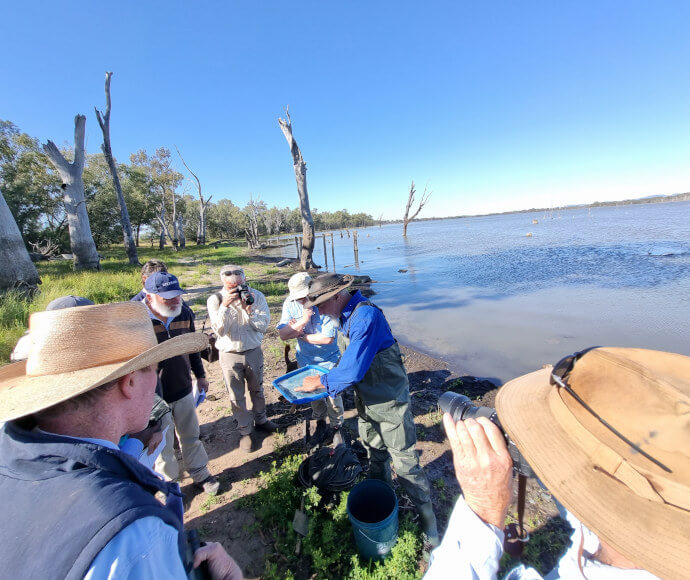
xmin=118 ymin=372 xmax=136 ymax=399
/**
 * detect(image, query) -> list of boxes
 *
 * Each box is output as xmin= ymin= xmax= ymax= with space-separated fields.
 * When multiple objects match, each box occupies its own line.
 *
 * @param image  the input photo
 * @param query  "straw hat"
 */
xmin=305 ymin=273 xmax=354 ymax=307
xmin=288 ymin=272 xmax=312 ymax=301
xmin=0 ymin=302 xmax=207 ymax=422
xmin=496 ymin=347 xmax=690 ymax=579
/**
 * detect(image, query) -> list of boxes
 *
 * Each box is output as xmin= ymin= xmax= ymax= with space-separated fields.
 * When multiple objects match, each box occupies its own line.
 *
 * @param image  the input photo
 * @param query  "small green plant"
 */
xmin=199 ymin=493 xmax=222 ymax=514
xmin=433 ymin=478 xmax=445 ymax=490
xmin=244 ymin=454 xmax=426 ymax=579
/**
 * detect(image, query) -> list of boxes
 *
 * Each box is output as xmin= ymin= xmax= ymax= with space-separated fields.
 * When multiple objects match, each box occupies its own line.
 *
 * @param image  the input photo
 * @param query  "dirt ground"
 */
xmin=177 ymin=268 xmax=563 ymax=579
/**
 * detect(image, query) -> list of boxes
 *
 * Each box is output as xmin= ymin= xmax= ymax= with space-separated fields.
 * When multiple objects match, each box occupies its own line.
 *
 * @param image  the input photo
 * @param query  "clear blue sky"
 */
xmin=2 ymin=1 xmax=690 ymax=218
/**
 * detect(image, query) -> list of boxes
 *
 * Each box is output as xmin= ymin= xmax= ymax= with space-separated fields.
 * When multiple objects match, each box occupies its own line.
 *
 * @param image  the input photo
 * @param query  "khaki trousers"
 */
xmin=219 ymin=346 xmax=267 ymax=436
xmin=155 ymin=392 xmax=211 ymax=483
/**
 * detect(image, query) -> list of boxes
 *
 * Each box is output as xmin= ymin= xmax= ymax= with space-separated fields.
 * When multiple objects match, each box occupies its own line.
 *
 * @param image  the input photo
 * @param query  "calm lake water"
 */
xmin=265 ymin=201 xmax=690 ymax=384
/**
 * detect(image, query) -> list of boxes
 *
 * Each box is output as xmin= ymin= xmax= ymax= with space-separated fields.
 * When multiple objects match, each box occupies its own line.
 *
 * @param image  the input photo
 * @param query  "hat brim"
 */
xmin=0 ymin=332 xmax=207 ymax=423
xmin=305 ymin=277 xmax=354 ymax=308
xmin=157 ymin=289 xmax=186 ymax=299
xmin=289 ymin=288 xmax=309 ymax=301
xmin=496 ymin=368 xmax=690 ymax=579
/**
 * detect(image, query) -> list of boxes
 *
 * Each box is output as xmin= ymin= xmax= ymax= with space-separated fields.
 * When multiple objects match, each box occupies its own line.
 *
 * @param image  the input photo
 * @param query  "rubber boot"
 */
xmin=418 ymin=501 xmax=440 ymax=548
xmin=310 ymin=419 xmax=329 ymax=447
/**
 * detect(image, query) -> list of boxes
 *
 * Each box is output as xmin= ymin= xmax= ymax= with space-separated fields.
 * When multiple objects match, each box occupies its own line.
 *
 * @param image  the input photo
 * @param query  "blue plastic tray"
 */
xmin=272 ymin=365 xmax=330 ymax=405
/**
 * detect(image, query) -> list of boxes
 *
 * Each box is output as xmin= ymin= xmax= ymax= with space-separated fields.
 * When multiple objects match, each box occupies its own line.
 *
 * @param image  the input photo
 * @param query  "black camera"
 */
xmin=438 ymin=392 xmax=534 ymax=478
xmin=237 ymin=284 xmax=255 ymax=305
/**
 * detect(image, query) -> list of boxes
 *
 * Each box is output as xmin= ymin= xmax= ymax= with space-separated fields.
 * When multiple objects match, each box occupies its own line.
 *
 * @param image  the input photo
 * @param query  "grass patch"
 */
xmin=241 ymin=455 xmax=425 ymax=579
xmin=0 ymin=243 xmax=254 ymax=363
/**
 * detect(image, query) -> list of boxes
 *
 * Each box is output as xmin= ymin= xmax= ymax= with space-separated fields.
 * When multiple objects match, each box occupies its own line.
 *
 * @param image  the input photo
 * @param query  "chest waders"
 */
xmin=338 ymin=302 xmax=433 ymax=514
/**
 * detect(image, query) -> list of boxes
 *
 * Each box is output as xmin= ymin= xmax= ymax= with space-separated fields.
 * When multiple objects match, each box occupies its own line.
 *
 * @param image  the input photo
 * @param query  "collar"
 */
xmin=339 ymin=290 xmax=366 ymax=325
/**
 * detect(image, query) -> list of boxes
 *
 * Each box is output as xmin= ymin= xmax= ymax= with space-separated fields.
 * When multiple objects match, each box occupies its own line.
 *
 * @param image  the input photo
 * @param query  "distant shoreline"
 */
xmin=383 ymin=191 xmax=690 ymax=224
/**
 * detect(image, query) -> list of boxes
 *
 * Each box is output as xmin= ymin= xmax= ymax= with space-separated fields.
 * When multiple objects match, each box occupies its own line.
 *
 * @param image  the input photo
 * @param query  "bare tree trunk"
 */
xmin=402 ymin=180 xmax=431 ymax=237
xmin=278 ymin=107 xmax=317 ymax=269
xmin=135 ymin=224 xmax=140 ymax=246
xmin=43 ymin=115 xmax=101 ymax=270
xmin=177 ymin=214 xmax=186 ymax=248
xmin=157 ymin=201 xmax=176 ymax=251
xmin=94 ymin=71 xmax=139 ymax=265
xmin=245 ymin=202 xmax=261 ymax=249
xmin=0 ymin=190 xmax=41 ymax=291
xmin=175 ymin=145 xmax=211 ymax=245
xmin=170 ymin=192 xmax=178 ymax=249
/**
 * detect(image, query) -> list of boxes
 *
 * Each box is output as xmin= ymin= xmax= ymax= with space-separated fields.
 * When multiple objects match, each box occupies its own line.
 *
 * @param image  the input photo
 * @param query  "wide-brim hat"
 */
xmin=0 ymin=302 xmax=207 ymax=422
xmin=305 ymin=273 xmax=354 ymax=307
xmin=288 ymin=272 xmax=312 ymax=301
xmin=496 ymin=347 xmax=690 ymax=579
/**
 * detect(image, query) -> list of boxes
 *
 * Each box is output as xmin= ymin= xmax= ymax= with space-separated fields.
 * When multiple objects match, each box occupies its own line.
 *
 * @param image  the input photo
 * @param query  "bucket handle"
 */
xmin=354 ymin=528 xmax=397 ymax=553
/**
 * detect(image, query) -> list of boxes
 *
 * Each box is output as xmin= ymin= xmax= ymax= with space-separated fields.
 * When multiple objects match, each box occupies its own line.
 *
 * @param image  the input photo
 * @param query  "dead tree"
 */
xmin=0 ymin=190 xmax=41 ymax=292
xmin=244 ymin=196 xmax=261 ymax=249
xmin=278 ymin=107 xmax=317 ymax=269
xmin=29 ymin=239 xmax=61 ymax=260
xmin=402 ymin=180 xmax=431 ymax=236
xmin=175 ymin=145 xmax=212 ymax=244
xmin=95 ymin=71 xmax=139 ymax=265
xmin=176 ymin=214 xmax=186 ymax=248
xmin=156 ymin=200 xmax=175 ymax=251
xmin=43 ymin=115 xmax=101 ymax=270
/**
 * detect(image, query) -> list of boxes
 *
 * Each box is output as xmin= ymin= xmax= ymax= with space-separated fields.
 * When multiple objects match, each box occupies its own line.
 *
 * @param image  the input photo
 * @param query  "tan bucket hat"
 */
xmin=496 ymin=347 xmax=690 ymax=579
xmin=288 ymin=272 xmax=312 ymax=301
xmin=305 ymin=273 xmax=354 ymax=307
xmin=0 ymin=301 xmax=207 ymax=422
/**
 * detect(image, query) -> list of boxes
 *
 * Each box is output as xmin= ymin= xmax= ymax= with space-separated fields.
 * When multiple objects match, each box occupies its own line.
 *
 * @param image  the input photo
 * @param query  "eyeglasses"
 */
xmin=549 ymin=348 xmax=670 ymax=472
xmin=222 ymin=270 xmax=244 ymax=277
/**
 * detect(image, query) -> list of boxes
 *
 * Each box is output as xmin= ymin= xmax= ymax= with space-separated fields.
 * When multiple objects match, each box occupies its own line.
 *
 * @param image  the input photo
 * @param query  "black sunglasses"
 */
xmin=222 ymin=270 xmax=244 ymax=277
xmin=550 ymin=348 xmax=670 ymax=472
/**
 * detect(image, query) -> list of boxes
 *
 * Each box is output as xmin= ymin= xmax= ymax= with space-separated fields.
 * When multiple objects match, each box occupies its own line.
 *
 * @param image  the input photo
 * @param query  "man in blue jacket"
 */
xmin=296 ymin=273 xmax=438 ymax=546
xmin=0 ymin=301 xmax=241 ymax=579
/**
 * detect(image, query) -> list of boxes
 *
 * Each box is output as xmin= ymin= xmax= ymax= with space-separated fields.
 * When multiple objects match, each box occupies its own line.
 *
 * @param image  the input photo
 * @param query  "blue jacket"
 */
xmin=0 ymin=421 xmax=185 ymax=580
xmin=321 ymin=291 xmax=396 ymax=396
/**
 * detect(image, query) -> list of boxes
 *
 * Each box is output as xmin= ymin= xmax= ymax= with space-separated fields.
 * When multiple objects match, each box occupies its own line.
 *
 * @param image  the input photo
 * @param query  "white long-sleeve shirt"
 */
xmin=425 ymin=496 xmax=659 ymax=580
xmin=207 ymin=286 xmax=270 ymax=353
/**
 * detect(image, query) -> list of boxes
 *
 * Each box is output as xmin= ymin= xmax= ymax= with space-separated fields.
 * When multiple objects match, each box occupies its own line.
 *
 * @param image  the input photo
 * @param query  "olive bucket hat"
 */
xmin=496 ymin=347 xmax=690 ymax=579
xmin=305 ymin=273 xmax=354 ymax=308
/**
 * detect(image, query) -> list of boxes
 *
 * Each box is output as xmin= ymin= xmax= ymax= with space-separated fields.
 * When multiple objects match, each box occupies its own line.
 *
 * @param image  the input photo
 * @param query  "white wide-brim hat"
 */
xmin=288 ymin=272 xmax=312 ymax=301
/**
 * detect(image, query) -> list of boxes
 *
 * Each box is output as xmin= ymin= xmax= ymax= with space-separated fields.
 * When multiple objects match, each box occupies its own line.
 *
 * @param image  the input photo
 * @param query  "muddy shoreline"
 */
xmin=180 ymin=258 xmax=565 ymax=578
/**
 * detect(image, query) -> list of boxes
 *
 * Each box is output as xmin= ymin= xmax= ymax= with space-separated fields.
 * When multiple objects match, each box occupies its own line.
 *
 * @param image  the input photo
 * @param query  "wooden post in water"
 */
xmin=322 ymin=234 xmax=328 ymax=270
xmin=353 ymin=230 xmax=359 ymax=264
xmin=294 ymin=236 xmax=300 ymax=259
xmin=330 ymin=233 xmax=335 ymax=270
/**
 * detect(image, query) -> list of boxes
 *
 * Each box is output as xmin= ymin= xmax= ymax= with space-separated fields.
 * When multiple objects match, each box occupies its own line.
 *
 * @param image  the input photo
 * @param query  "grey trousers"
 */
xmin=155 ymin=392 xmax=211 ymax=483
xmin=220 ymin=346 xmax=267 ymax=435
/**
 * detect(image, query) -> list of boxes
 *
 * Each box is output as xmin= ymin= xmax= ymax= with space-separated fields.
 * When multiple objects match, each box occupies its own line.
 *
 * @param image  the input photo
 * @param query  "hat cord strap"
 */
xmin=503 ymin=474 xmax=529 ymax=557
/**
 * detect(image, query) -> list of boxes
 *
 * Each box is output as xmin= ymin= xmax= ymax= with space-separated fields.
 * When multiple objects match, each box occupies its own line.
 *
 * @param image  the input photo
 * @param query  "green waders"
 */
xmin=339 ymin=304 xmax=438 ymax=542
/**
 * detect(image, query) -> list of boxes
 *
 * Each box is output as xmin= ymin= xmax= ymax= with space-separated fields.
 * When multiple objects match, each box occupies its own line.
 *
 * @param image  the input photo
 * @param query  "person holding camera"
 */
xmin=0 ymin=302 xmax=241 ymax=579
xmin=426 ymin=347 xmax=690 ymax=579
xmin=207 ymin=264 xmax=275 ymax=453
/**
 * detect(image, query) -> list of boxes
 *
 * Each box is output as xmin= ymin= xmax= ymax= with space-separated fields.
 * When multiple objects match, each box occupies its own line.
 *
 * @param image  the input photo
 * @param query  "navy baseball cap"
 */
xmin=45 ymin=295 xmax=95 ymax=311
xmin=144 ymin=272 xmax=186 ymax=299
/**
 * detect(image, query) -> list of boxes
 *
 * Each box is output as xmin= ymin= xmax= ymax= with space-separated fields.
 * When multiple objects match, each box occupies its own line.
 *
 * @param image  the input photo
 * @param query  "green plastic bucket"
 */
xmin=347 ymin=479 xmax=398 ymax=560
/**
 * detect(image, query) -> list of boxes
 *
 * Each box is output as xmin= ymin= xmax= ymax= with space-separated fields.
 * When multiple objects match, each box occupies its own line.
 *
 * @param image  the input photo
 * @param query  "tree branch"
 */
xmin=42 ymin=141 xmax=71 ymax=176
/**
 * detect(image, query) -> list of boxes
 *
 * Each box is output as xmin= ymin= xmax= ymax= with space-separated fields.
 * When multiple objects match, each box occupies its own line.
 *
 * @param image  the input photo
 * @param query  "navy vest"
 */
xmin=0 ymin=421 xmax=186 ymax=579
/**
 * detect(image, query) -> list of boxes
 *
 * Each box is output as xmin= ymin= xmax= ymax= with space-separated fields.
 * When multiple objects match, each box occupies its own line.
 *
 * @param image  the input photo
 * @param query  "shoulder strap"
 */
xmin=344 ymin=300 xmax=391 ymax=339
